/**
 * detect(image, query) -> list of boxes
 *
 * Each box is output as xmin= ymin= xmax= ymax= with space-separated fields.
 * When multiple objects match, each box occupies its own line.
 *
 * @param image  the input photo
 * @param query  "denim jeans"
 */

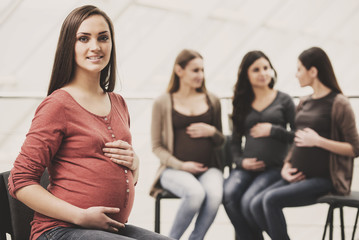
xmin=37 ymin=225 xmax=173 ymax=240
xmin=223 ymin=168 xmax=281 ymax=240
xmin=160 ymin=167 xmax=223 ymax=240
xmin=250 ymin=178 xmax=333 ymax=240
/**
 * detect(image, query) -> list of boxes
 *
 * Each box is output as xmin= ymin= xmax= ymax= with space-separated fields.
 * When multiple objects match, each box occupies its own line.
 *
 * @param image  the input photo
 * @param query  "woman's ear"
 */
xmin=174 ymin=64 xmax=183 ymax=77
xmin=309 ymin=66 xmax=318 ymax=78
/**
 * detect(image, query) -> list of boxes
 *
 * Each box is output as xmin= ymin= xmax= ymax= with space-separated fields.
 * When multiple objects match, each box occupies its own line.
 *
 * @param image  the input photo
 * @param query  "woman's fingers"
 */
xmin=105 ymin=140 xmax=130 ymax=148
xmin=101 ymin=207 xmax=125 ymax=230
xmin=103 ymin=140 xmax=137 ymax=169
xmin=104 ymin=150 xmax=134 ymax=158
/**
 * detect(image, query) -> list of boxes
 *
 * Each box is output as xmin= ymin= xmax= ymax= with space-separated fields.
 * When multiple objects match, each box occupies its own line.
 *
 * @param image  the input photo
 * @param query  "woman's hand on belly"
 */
xmin=181 ymin=161 xmax=208 ymax=174
xmin=250 ymin=123 xmax=272 ymax=138
xmin=186 ymin=122 xmax=215 ymax=138
xmin=281 ymin=162 xmax=306 ymax=183
xmin=294 ymin=128 xmax=320 ymax=147
xmin=103 ymin=140 xmax=138 ymax=171
xmin=76 ymin=206 xmax=124 ymax=232
xmin=242 ymin=158 xmax=266 ymax=171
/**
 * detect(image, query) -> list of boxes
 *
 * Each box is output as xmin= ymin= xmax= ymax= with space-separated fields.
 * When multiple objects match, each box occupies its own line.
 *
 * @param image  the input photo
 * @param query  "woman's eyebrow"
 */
xmin=76 ymin=31 xmax=109 ymax=35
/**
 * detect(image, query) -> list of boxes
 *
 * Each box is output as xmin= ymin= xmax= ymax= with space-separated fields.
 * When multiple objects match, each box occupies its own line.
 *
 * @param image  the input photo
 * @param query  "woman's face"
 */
xmin=74 ymin=15 xmax=112 ymax=76
xmin=247 ymin=57 xmax=273 ymax=88
xmin=295 ymin=60 xmax=313 ymax=87
xmin=178 ymin=57 xmax=204 ymax=89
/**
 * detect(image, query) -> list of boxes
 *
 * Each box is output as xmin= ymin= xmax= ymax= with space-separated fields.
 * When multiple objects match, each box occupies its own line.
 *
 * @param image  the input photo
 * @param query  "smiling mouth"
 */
xmin=87 ymin=56 xmax=103 ymax=60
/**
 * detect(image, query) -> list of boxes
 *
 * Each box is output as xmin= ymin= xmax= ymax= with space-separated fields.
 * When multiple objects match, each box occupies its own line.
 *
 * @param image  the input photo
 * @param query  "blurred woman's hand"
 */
xmin=242 ymin=158 xmax=266 ymax=171
xmin=186 ymin=123 xmax=215 ymax=138
xmin=281 ymin=162 xmax=305 ymax=183
xmin=294 ymin=128 xmax=320 ymax=147
xmin=181 ymin=161 xmax=208 ymax=174
xmin=250 ymin=122 xmax=272 ymax=138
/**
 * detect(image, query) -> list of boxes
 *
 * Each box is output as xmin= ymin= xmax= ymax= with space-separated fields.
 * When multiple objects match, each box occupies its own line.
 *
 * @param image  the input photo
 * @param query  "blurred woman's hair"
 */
xmin=298 ymin=46 xmax=342 ymax=94
xmin=232 ymin=50 xmax=277 ymax=137
xmin=167 ymin=49 xmax=207 ymax=93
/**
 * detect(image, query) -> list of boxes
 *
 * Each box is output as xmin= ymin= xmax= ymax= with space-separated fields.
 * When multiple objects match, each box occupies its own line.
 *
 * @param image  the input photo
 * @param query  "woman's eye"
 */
xmin=78 ymin=36 xmax=88 ymax=42
xmin=99 ymin=35 xmax=109 ymax=41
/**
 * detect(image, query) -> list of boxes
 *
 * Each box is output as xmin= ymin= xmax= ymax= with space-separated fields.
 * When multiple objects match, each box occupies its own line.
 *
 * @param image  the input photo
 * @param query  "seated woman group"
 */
xmin=7 ymin=5 xmax=359 ymax=239
xmin=150 ymin=47 xmax=359 ymax=240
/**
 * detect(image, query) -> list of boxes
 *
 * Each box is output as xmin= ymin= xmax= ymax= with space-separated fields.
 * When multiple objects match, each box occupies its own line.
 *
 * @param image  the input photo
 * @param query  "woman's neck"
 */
xmin=68 ymin=71 xmax=103 ymax=96
xmin=311 ymin=79 xmax=331 ymax=99
xmin=175 ymin=85 xmax=199 ymax=98
xmin=252 ymin=86 xmax=274 ymax=99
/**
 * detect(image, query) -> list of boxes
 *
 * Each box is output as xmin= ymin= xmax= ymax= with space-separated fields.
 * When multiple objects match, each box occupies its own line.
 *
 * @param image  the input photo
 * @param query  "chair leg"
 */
xmin=339 ymin=207 xmax=345 ymax=240
xmin=0 ymin=232 xmax=6 ymax=240
xmin=155 ymin=196 xmax=161 ymax=233
xmin=322 ymin=205 xmax=334 ymax=240
xmin=352 ymin=208 xmax=359 ymax=240
xmin=329 ymin=207 xmax=334 ymax=240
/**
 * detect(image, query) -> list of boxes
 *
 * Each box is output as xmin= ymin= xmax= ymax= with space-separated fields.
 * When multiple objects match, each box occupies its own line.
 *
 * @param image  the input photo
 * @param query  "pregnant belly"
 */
xmin=49 ymin=164 xmax=135 ymax=223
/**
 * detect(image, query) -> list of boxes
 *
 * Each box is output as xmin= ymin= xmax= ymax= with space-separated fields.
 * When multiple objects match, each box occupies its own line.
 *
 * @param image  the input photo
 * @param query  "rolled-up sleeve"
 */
xmin=8 ymin=96 xmax=66 ymax=198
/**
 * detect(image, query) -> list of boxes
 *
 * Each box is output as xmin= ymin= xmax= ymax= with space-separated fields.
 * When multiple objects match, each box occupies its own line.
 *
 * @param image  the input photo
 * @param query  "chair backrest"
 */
xmin=0 ymin=170 xmax=49 ymax=240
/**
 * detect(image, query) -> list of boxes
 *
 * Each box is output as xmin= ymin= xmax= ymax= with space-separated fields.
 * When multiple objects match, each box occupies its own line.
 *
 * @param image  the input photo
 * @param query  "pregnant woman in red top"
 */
xmin=8 ymin=5 xmax=170 ymax=240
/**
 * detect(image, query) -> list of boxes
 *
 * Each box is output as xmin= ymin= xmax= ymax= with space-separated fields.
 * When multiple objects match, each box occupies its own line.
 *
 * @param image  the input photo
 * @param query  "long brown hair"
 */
xmin=232 ymin=51 xmax=277 ymax=137
xmin=167 ymin=49 xmax=207 ymax=93
xmin=298 ymin=47 xmax=342 ymax=94
xmin=47 ymin=5 xmax=117 ymax=96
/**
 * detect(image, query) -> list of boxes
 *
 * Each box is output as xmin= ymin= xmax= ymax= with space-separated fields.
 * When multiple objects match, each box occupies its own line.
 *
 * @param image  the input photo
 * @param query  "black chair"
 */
xmin=317 ymin=191 xmax=359 ymax=240
xmin=0 ymin=170 xmax=49 ymax=240
xmin=154 ymin=135 xmax=234 ymax=234
xmin=154 ymin=189 xmax=179 ymax=234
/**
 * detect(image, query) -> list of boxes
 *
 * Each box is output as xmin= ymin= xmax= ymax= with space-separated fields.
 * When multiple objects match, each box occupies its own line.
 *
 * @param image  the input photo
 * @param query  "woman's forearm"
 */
xmin=15 ymin=184 xmax=84 ymax=225
xmin=317 ymin=137 xmax=355 ymax=157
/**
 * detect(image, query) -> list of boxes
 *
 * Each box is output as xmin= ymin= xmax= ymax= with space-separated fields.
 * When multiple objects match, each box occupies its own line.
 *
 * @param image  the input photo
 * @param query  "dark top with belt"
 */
xmin=172 ymin=95 xmax=217 ymax=168
xmin=291 ymin=91 xmax=337 ymax=179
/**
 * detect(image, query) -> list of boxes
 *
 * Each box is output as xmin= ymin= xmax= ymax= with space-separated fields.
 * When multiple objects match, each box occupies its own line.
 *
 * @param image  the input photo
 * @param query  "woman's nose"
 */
xmin=90 ymin=39 xmax=100 ymax=51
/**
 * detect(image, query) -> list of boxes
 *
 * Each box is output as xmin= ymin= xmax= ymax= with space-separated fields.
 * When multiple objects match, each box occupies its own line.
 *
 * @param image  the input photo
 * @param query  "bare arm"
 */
xmin=15 ymin=185 xmax=124 ymax=232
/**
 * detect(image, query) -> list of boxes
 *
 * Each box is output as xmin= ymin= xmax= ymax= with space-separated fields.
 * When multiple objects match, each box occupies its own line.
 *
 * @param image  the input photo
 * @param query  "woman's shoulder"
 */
xmin=155 ymin=92 xmax=170 ymax=101
xmin=39 ymin=89 xmax=69 ymax=109
xmin=332 ymin=94 xmax=353 ymax=114
xmin=109 ymin=92 xmax=126 ymax=104
xmin=277 ymin=90 xmax=293 ymax=101
xmin=206 ymin=91 xmax=219 ymax=99
xmin=206 ymin=91 xmax=220 ymax=104
xmin=333 ymin=93 xmax=350 ymax=105
xmin=109 ymin=92 xmax=130 ymax=114
xmin=153 ymin=92 xmax=171 ymax=106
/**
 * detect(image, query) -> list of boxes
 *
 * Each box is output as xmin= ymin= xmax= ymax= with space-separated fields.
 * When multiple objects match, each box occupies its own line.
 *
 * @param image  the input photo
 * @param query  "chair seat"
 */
xmin=156 ymin=189 xmax=178 ymax=199
xmin=318 ymin=191 xmax=359 ymax=240
xmin=317 ymin=191 xmax=359 ymax=208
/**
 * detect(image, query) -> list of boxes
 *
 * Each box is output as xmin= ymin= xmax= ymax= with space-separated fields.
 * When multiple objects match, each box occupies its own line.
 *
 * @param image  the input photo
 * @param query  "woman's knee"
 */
xmin=223 ymin=174 xmax=243 ymax=204
xmin=186 ymin=187 xmax=206 ymax=210
xmin=262 ymin=190 xmax=279 ymax=209
xmin=249 ymin=194 xmax=263 ymax=217
xmin=206 ymin=189 xmax=223 ymax=210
